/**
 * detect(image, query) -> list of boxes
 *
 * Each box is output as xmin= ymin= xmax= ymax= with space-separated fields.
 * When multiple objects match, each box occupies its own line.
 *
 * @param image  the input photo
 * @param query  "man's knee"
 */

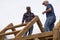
xmin=49 ymin=24 xmax=54 ymax=31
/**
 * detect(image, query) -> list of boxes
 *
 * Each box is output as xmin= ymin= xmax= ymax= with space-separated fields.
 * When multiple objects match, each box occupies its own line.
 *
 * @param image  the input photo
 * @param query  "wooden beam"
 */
xmin=0 ymin=30 xmax=21 ymax=36
xmin=12 ymin=31 xmax=53 ymax=40
xmin=9 ymin=23 xmax=17 ymax=35
xmin=53 ymin=21 xmax=60 ymax=40
xmin=14 ymin=16 xmax=38 ymax=40
xmin=5 ymin=23 xmax=27 ymax=30
xmin=45 ymin=37 xmax=53 ymax=40
xmin=53 ymin=29 xmax=60 ymax=40
xmin=37 ymin=16 xmax=44 ymax=32
xmin=0 ymin=23 xmax=13 ymax=33
xmin=53 ymin=21 xmax=60 ymax=30
xmin=0 ymin=23 xmax=13 ymax=40
xmin=34 ymin=38 xmax=40 ymax=40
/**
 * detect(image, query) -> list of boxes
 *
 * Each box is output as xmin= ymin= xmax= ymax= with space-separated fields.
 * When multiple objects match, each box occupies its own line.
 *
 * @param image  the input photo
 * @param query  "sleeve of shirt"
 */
xmin=29 ymin=13 xmax=35 ymax=20
xmin=22 ymin=14 xmax=26 ymax=22
xmin=31 ymin=13 xmax=35 ymax=18
xmin=47 ymin=4 xmax=52 ymax=9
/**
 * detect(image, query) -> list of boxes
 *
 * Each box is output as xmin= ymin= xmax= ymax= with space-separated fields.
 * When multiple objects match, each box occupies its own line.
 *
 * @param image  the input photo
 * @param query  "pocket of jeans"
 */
xmin=48 ymin=16 xmax=55 ymax=24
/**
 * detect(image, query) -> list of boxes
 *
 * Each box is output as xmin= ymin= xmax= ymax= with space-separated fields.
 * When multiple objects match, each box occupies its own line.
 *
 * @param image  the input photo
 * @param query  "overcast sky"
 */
xmin=0 ymin=0 xmax=60 ymax=39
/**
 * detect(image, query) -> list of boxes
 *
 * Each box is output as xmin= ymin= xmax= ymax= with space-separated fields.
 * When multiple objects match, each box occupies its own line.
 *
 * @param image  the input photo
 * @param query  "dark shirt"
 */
xmin=22 ymin=12 xmax=35 ymax=22
xmin=46 ymin=4 xmax=55 ymax=18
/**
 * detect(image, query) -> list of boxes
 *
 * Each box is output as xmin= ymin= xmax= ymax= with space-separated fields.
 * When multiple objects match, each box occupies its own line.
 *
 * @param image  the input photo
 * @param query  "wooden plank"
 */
xmin=53 ymin=21 xmax=60 ymax=40
xmin=10 ymin=23 xmax=17 ymax=35
xmin=45 ymin=37 xmax=53 ymax=40
xmin=12 ymin=31 xmax=53 ymax=40
xmin=0 ymin=30 xmax=21 ymax=36
xmin=0 ymin=21 xmax=27 ymax=40
xmin=34 ymin=38 xmax=40 ymax=40
xmin=0 ymin=23 xmax=13 ymax=40
xmin=14 ymin=16 xmax=38 ymax=40
xmin=0 ymin=23 xmax=13 ymax=33
xmin=37 ymin=16 xmax=44 ymax=32
xmin=6 ymin=23 xmax=27 ymax=30
xmin=53 ymin=20 xmax=60 ymax=30
xmin=53 ymin=29 xmax=59 ymax=40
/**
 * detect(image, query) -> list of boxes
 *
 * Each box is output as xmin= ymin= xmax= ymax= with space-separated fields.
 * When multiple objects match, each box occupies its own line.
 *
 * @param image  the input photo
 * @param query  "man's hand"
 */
xmin=42 ymin=11 xmax=46 ymax=15
xmin=42 ymin=8 xmax=52 ymax=15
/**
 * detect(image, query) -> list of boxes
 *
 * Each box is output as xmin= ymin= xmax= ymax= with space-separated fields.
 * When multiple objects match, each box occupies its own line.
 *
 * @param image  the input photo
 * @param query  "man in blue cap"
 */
xmin=42 ymin=1 xmax=56 ymax=32
xmin=22 ymin=7 xmax=35 ymax=36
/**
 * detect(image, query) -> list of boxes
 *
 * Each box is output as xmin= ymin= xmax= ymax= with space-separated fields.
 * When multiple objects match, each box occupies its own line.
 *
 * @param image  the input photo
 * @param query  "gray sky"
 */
xmin=0 ymin=0 xmax=60 ymax=39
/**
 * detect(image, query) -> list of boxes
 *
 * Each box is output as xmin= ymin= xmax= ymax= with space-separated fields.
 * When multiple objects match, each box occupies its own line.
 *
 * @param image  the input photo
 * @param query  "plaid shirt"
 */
xmin=22 ymin=12 xmax=35 ymax=22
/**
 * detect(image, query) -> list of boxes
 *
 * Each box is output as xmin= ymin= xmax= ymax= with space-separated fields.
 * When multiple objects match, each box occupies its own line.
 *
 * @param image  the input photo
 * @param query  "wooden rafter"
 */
xmin=0 ymin=16 xmax=60 ymax=40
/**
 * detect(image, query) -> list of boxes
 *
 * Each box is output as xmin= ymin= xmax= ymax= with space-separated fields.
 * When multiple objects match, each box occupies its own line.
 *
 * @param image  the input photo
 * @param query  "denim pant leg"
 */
xmin=48 ymin=16 xmax=56 ymax=31
xmin=44 ymin=16 xmax=56 ymax=32
xmin=44 ymin=19 xmax=50 ymax=32
xmin=28 ymin=26 xmax=33 ymax=35
xmin=49 ymin=23 xmax=54 ymax=31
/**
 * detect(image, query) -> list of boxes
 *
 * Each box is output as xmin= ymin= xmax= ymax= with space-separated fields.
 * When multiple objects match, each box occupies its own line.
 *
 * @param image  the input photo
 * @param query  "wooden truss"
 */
xmin=0 ymin=16 xmax=60 ymax=40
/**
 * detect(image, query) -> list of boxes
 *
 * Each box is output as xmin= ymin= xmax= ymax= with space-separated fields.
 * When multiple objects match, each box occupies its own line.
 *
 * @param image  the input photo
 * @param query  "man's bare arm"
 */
xmin=45 ymin=8 xmax=52 ymax=13
xmin=42 ymin=8 xmax=52 ymax=14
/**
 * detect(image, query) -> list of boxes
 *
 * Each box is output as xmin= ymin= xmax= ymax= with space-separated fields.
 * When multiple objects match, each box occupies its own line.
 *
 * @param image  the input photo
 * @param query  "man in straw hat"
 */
xmin=42 ymin=0 xmax=56 ymax=32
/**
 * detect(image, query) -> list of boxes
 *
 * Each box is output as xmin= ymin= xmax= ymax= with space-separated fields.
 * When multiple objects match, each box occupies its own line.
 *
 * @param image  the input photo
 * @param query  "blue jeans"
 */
xmin=24 ymin=26 xmax=33 ymax=36
xmin=44 ymin=16 xmax=56 ymax=32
